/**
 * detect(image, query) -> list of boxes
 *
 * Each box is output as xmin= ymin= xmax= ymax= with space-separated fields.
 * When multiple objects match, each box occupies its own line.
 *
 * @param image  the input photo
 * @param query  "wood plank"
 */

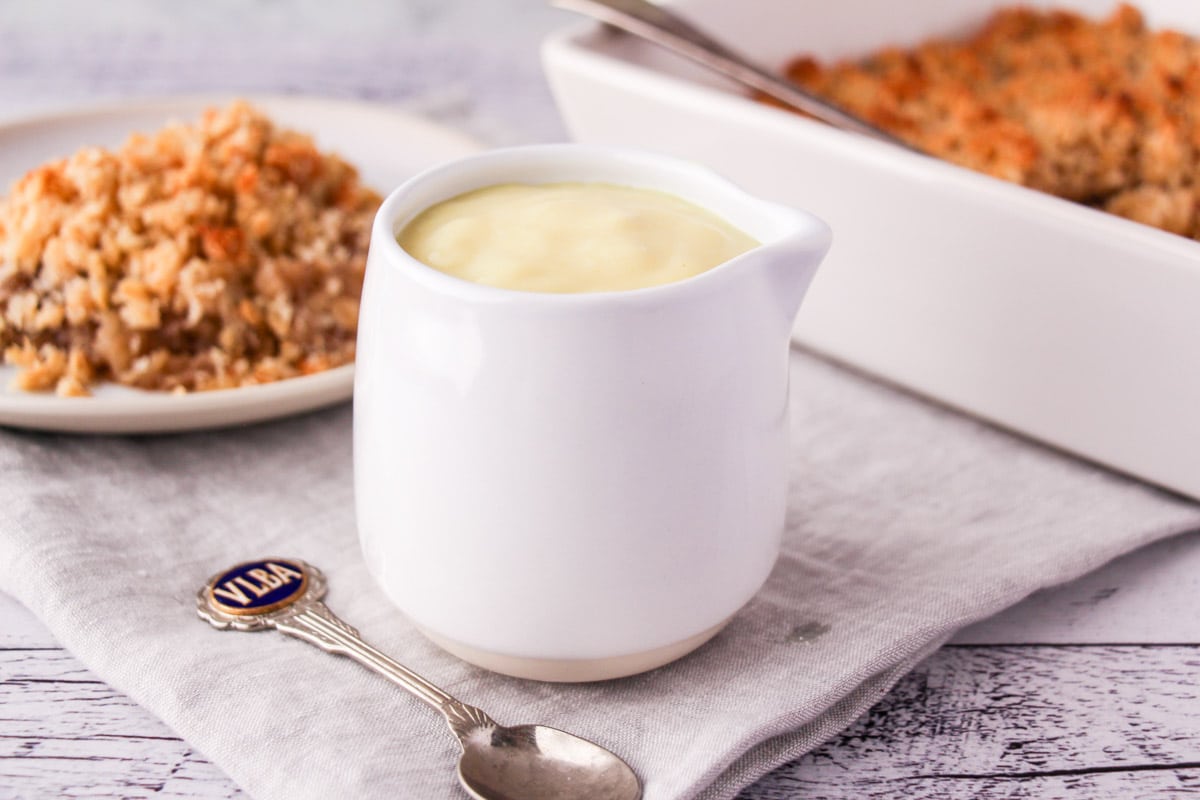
xmin=5 ymin=639 xmax=1200 ymax=799
xmin=0 ymin=593 xmax=56 ymax=650
xmin=0 ymin=645 xmax=246 ymax=799
xmin=0 ymin=737 xmax=245 ymax=800
xmin=954 ymin=530 xmax=1200 ymax=645
xmin=742 ymin=768 xmax=1200 ymax=799
xmin=743 ymin=645 xmax=1200 ymax=799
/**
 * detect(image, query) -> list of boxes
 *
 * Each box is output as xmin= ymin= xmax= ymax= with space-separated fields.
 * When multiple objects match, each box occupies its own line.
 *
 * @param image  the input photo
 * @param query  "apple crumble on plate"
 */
xmin=780 ymin=4 xmax=1200 ymax=239
xmin=0 ymin=101 xmax=381 ymax=396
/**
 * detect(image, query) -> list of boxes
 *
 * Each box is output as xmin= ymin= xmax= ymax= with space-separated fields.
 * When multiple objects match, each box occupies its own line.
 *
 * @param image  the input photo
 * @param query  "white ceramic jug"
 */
xmin=355 ymin=145 xmax=831 ymax=681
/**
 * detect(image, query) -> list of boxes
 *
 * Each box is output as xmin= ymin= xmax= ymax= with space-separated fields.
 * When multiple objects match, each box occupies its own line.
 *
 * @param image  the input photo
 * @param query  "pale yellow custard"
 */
xmin=397 ymin=182 xmax=758 ymax=293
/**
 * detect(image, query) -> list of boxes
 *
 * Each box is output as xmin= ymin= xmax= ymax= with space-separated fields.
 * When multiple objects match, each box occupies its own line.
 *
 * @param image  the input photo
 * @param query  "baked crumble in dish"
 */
xmin=0 ymin=101 xmax=381 ymax=396
xmin=779 ymin=4 xmax=1200 ymax=239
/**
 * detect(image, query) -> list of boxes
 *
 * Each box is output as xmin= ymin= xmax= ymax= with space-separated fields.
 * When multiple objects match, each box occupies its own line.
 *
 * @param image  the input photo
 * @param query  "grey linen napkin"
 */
xmin=2 ymin=348 xmax=1198 ymax=800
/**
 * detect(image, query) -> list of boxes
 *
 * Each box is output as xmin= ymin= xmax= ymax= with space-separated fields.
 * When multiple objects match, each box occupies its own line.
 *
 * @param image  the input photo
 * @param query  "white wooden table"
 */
xmin=2 ymin=1 xmax=1200 ymax=797
xmin=5 ymin=531 xmax=1200 ymax=799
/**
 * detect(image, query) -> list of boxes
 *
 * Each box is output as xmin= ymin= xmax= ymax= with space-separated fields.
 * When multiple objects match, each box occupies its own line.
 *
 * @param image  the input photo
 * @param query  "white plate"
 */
xmin=0 ymin=94 xmax=481 ymax=434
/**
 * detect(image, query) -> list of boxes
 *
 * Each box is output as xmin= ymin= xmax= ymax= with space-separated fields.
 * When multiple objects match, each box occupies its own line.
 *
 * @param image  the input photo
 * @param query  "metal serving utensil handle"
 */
xmin=196 ymin=558 xmax=496 ymax=742
xmin=551 ymin=0 xmax=915 ymax=149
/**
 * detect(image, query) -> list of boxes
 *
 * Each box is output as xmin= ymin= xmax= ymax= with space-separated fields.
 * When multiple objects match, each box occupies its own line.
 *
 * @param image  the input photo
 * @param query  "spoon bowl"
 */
xmin=458 ymin=724 xmax=642 ymax=800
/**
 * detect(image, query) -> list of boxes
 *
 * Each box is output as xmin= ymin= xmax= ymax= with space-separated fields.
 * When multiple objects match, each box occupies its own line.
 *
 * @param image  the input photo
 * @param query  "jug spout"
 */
xmin=753 ymin=204 xmax=833 ymax=322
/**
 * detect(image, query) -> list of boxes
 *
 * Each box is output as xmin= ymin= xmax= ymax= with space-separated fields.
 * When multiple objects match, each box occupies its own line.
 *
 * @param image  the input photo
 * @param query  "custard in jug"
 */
xmin=397 ymin=182 xmax=758 ymax=293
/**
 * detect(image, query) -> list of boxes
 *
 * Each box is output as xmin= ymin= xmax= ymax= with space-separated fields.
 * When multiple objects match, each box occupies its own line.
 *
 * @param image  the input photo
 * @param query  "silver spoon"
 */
xmin=197 ymin=558 xmax=642 ymax=800
xmin=552 ymin=0 xmax=917 ymax=151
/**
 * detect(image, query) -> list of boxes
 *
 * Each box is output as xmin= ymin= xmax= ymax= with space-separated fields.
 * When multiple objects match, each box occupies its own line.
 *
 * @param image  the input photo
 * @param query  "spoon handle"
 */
xmin=196 ymin=558 xmax=498 ymax=740
xmin=552 ymin=0 xmax=913 ymax=149
xmin=275 ymin=602 xmax=498 ymax=739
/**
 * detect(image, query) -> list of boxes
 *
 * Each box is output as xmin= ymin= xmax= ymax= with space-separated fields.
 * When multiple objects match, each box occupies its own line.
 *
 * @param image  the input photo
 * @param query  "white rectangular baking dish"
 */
xmin=543 ymin=0 xmax=1200 ymax=500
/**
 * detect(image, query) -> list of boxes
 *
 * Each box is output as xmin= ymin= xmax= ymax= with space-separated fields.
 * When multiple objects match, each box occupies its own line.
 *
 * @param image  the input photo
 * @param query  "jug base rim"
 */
xmin=414 ymin=617 xmax=732 ymax=682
